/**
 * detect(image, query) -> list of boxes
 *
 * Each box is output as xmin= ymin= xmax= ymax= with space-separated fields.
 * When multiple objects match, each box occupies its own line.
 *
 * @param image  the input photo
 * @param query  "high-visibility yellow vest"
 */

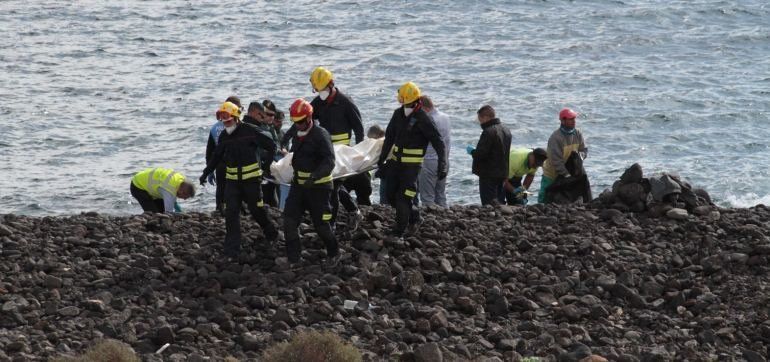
xmin=132 ymin=167 xmax=186 ymax=199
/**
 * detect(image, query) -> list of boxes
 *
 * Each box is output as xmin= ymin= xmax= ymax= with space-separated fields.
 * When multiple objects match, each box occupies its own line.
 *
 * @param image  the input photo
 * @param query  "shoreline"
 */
xmin=1 ymin=202 xmax=769 ymax=360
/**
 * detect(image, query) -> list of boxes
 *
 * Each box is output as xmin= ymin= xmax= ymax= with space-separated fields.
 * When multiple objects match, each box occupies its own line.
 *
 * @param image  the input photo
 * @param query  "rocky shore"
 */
xmin=1 ymin=193 xmax=770 ymax=360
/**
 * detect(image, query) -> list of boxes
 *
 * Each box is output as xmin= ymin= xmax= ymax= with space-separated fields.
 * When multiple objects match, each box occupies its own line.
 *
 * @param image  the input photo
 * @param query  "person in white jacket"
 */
xmin=417 ymin=95 xmax=451 ymax=207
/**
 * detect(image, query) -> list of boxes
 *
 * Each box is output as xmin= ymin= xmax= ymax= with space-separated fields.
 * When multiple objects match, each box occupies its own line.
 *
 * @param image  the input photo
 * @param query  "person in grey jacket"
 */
xmin=467 ymin=105 xmax=512 ymax=205
xmin=539 ymin=108 xmax=588 ymax=203
xmin=417 ymin=95 xmax=451 ymax=207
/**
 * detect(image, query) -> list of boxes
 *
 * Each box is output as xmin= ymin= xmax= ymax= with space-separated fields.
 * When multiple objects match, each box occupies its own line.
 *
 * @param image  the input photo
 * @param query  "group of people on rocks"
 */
xmin=129 ymin=66 xmax=590 ymax=265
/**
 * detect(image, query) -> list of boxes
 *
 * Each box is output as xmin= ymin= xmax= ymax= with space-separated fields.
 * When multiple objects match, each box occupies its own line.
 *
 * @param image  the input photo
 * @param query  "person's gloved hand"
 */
xmin=437 ymin=162 xmax=448 ymax=180
xmin=513 ymin=186 xmax=524 ymax=195
xmin=199 ymin=174 xmax=208 ymax=186
xmin=465 ymin=145 xmax=475 ymax=155
xmin=374 ymin=162 xmax=385 ymax=179
xmin=207 ymin=173 xmax=216 ymax=186
xmin=437 ymin=169 xmax=448 ymax=181
xmin=173 ymin=202 xmax=182 ymax=213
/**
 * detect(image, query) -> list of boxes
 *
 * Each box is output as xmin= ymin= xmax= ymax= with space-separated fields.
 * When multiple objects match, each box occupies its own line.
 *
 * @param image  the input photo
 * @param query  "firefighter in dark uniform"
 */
xmin=199 ymin=101 xmax=278 ymax=258
xmin=282 ymin=67 xmax=364 ymax=230
xmin=205 ymin=96 xmax=242 ymax=212
xmin=377 ymin=82 xmax=447 ymax=237
xmin=282 ymin=98 xmax=340 ymax=266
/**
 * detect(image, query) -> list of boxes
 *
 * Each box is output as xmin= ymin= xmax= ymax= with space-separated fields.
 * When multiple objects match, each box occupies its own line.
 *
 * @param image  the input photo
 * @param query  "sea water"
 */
xmin=1 ymin=1 xmax=768 ymax=215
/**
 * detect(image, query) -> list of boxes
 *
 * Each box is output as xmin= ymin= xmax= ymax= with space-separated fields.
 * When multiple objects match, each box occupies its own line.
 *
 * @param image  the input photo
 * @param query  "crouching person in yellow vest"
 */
xmin=131 ymin=167 xmax=195 ymax=213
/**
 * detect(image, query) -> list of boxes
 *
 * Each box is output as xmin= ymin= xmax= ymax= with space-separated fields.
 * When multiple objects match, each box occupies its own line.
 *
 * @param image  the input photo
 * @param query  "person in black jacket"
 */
xmin=281 ymin=67 xmax=364 ymax=230
xmin=259 ymin=100 xmax=282 ymax=207
xmin=205 ymin=96 xmax=241 ymax=212
xmin=377 ymin=82 xmax=447 ymax=237
xmin=282 ymin=98 xmax=340 ymax=267
xmin=199 ymin=101 xmax=278 ymax=258
xmin=467 ymin=105 xmax=512 ymax=205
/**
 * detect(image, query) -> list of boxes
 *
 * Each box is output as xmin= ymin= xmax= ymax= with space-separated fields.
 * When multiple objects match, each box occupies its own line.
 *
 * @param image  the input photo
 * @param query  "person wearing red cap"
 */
xmin=281 ymin=98 xmax=340 ymax=267
xmin=539 ymin=108 xmax=588 ymax=203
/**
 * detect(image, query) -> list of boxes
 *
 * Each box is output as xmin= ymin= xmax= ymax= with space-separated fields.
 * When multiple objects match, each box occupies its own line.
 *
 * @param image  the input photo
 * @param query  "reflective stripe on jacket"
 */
xmin=290 ymin=122 xmax=335 ymax=189
xmin=378 ymin=107 xmax=446 ymax=169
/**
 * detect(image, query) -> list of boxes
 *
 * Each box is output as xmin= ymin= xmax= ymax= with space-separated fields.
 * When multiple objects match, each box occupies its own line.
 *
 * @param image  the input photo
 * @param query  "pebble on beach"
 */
xmin=0 ymin=165 xmax=768 ymax=361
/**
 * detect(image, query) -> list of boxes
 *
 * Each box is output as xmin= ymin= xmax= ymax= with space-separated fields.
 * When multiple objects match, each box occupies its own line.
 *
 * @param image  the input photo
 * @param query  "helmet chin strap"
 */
xmin=297 ymin=119 xmax=313 ymax=136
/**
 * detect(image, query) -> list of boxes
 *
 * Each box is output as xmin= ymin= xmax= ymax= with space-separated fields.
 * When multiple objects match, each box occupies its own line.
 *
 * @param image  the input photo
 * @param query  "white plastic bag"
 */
xmin=270 ymin=138 xmax=383 ymax=184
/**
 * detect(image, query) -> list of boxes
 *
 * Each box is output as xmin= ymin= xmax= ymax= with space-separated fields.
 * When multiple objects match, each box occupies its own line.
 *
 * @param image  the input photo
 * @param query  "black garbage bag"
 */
xmin=546 ymin=151 xmax=592 ymax=204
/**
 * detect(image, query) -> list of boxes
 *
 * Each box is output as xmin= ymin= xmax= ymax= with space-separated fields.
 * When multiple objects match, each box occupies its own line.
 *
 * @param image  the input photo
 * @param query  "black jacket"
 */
xmin=290 ymin=122 xmax=336 ymax=189
xmin=203 ymin=122 xmax=276 ymax=181
xmin=378 ymin=106 xmax=447 ymax=171
xmin=471 ymin=118 xmax=512 ymax=178
xmin=282 ymin=88 xmax=364 ymax=147
xmin=546 ymin=151 xmax=592 ymax=203
xmin=244 ymin=115 xmax=280 ymax=166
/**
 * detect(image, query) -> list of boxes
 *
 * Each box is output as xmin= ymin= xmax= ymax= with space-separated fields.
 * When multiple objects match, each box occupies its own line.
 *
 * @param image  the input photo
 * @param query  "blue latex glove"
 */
xmin=207 ymin=173 xmax=216 ymax=186
xmin=466 ymin=145 xmax=475 ymax=155
xmin=513 ymin=186 xmax=524 ymax=195
xmin=173 ymin=201 xmax=182 ymax=213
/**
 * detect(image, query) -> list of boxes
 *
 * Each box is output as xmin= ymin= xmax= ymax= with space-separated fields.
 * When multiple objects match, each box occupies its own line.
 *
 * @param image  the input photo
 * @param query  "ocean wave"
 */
xmin=724 ymin=193 xmax=770 ymax=208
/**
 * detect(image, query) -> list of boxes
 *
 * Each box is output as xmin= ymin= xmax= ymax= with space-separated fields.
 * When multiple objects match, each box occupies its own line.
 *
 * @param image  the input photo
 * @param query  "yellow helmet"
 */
xmin=216 ymin=101 xmax=241 ymax=120
xmin=398 ymin=81 xmax=421 ymax=104
xmin=310 ymin=66 xmax=334 ymax=91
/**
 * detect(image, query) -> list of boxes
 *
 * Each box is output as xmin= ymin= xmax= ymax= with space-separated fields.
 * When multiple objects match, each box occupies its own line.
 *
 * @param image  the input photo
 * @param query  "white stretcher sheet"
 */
xmin=270 ymin=138 xmax=384 ymax=184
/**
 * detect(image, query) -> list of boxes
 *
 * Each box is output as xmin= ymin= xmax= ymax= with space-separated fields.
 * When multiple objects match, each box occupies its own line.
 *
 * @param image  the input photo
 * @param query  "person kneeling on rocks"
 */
xmin=131 ymin=167 xmax=195 ymax=214
xmin=281 ymin=98 xmax=340 ymax=267
xmin=504 ymin=147 xmax=547 ymax=205
xmin=199 ymin=101 xmax=279 ymax=258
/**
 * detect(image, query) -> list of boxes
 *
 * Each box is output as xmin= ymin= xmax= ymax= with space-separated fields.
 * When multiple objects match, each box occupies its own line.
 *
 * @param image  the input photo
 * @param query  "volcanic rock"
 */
xmin=0 ymin=189 xmax=768 ymax=361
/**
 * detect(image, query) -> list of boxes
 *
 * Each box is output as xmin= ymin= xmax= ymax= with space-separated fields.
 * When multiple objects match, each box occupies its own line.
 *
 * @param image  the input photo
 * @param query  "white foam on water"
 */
xmin=723 ymin=193 xmax=770 ymax=208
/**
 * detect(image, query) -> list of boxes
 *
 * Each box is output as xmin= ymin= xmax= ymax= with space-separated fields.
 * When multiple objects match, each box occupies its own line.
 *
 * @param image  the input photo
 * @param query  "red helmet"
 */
xmin=559 ymin=108 xmax=578 ymax=120
xmin=289 ymin=98 xmax=313 ymax=123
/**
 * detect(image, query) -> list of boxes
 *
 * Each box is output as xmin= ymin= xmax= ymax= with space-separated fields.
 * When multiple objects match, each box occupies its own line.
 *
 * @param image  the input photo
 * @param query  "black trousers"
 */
xmin=130 ymin=182 xmax=165 ymax=213
xmin=262 ymin=182 xmax=279 ymax=208
xmin=330 ymin=180 xmax=358 ymax=225
xmin=385 ymin=163 xmax=421 ymax=235
xmin=479 ymin=177 xmax=505 ymax=206
xmin=214 ymin=165 xmax=226 ymax=211
xmin=282 ymin=185 xmax=338 ymax=262
xmin=343 ymin=172 xmax=373 ymax=206
xmin=504 ymin=177 xmax=526 ymax=205
xmin=223 ymin=180 xmax=277 ymax=256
